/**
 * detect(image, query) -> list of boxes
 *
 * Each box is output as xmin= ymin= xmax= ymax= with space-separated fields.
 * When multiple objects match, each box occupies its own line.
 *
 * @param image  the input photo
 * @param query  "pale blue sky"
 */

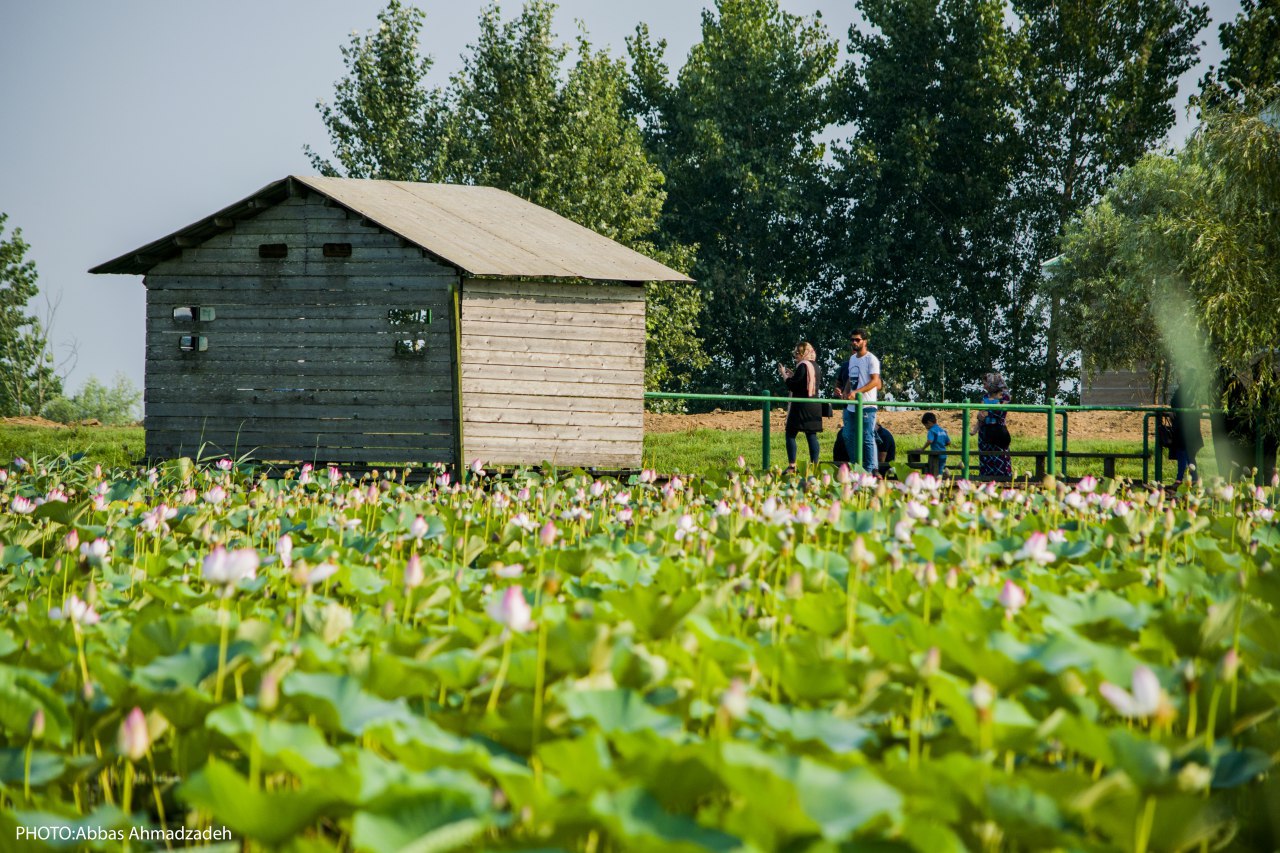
xmin=0 ymin=1 xmax=1237 ymax=399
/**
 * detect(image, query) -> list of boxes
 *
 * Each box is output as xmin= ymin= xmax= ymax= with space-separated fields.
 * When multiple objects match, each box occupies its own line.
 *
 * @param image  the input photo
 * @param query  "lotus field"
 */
xmin=2 ymin=456 xmax=1280 ymax=851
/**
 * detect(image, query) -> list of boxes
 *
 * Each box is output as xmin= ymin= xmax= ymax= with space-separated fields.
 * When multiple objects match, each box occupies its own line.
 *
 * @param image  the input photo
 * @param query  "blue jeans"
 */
xmin=1175 ymin=449 xmax=1199 ymax=483
xmin=786 ymin=431 xmax=821 ymax=465
xmin=842 ymin=406 xmax=878 ymax=474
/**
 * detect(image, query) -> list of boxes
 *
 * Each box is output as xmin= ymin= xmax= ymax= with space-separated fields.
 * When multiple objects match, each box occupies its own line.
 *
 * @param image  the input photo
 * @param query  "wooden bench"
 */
xmin=906 ymin=449 xmax=1148 ymax=479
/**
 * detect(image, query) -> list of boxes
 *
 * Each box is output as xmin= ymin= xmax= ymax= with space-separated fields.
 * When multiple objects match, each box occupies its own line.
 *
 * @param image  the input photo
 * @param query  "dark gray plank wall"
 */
xmin=144 ymin=194 xmax=456 ymax=464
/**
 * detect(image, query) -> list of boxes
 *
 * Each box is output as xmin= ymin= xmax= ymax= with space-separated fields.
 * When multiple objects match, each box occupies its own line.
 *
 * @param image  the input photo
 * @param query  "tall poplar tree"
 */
xmin=832 ymin=0 xmax=1023 ymax=400
xmin=1199 ymin=0 xmax=1280 ymax=108
xmin=627 ymin=0 xmax=837 ymax=395
xmin=0 ymin=214 xmax=60 ymax=416
xmin=1012 ymin=0 xmax=1208 ymax=400
xmin=307 ymin=1 xmax=705 ymax=394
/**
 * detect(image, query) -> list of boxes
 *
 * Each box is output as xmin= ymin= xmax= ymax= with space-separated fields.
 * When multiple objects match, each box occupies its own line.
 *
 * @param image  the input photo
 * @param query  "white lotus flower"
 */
xmin=202 ymin=546 xmax=259 ymax=587
xmin=487 ymin=587 xmax=534 ymax=633
xmin=1014 ymin=532 xmax=1055 ymax=564
xmin=1099 ymin=666 xmax=1166 ymax=718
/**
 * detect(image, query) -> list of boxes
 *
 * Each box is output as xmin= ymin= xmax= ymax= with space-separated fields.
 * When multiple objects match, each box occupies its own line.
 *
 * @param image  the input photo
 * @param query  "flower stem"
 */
xmin=486 ymin=636 xmax=512 ymax=716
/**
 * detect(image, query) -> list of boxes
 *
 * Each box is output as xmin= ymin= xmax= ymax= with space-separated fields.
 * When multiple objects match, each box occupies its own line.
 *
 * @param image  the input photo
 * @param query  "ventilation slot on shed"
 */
xmin=258 ymin=243 xmax=288 ymax=259
xmin=393 ymin=339 xmax=428 ymax=358
xmin=388 ymin=308 xmax=432 ymax=325
xmin=173 ymin=306 xmax=216 ymax=322
xmin=322 ymin=242 xmax=352 ymax=258
xmin=179 ymin=335 xmax=208 ymax=353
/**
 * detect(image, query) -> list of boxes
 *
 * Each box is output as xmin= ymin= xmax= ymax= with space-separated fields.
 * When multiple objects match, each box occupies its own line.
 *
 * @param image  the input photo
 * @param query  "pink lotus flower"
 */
xmin=297 ymin=562 xmax=337 ymax=586
xmin=435 ymin=472 xmax=451 ymax=489
xmin=1077 ymin=475 xmax=1098 ymax=493
xmin=409 ymin=515 xmax=429 ymax=539
xmin=276 ymin=535 xmax=293 ymax=568
xmin=203 ymin=485 xmax=227 ymax=505
xmin=1014 ymin=532 xmax=1055 ymax=564
xmin=469 ymin=459 xmax=485 ymax=476
xmin=487 ymin=587 xmax=533 ymax=633
xmin=202 ymin=546 xmax=259 ymax=587
xmin=491 ymin=562 xmax=525 ymax=579
xmin=674 ymin=514 xmax=697 ymax=540
xmin=998 ymin=580 xmax=1027 ymax=616
xmin=1099 ymin=666 xmax=1165 ymax=718
xmin=539 ymin=520 xmax=559 ymax=547
xmin=10 ymin=496 xmax=35 ymax=514
xmin=216 ymin=458 xmax=233 ymax=471
xmin=118 ymin=707 xmax=150 ymax=761
xmin=63 ymin=530 xmax=79 ymax=552
xmin=403 ymin=554 xmax=424 ymax=588
xmin=80 ymin=538 xmax=109 ymax=566
xmin=53 ymin=594 xmax=100 ymax=626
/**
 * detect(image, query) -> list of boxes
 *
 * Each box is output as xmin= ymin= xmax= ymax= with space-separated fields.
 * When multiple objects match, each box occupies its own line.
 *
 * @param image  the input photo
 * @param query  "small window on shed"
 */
xmin=179 ymin=335 xmax=208 ymax=353
xmin=259 ymin=243 xmax=288 ymax=259
xmin=323 ymin=242 xmax=352 ymax=258
xmin=388 ymin=308 xmax=433 ymax=326
xmin=173 ymin=306 xmax=216 ymax=322
xmin=393 ymin=338 xmax=428 ymax=358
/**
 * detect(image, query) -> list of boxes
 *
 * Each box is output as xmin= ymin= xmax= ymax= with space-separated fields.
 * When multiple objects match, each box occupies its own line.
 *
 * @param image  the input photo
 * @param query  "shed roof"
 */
xmin=90 ymin=175 xmax=693 ymax=283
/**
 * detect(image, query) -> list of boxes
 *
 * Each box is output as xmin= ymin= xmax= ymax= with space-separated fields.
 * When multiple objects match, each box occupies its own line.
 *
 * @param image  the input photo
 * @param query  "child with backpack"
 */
xmin=919 ymin=412 xmax=950 ymax=476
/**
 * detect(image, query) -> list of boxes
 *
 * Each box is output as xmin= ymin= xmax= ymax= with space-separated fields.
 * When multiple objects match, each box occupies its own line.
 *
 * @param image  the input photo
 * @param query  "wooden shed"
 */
xmin=91 ymin=175 xmax=691 ymax=470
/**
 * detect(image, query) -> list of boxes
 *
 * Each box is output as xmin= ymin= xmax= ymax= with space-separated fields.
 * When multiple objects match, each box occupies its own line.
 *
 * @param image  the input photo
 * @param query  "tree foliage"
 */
xmin=1199 ymin=0 xmax=1280 ymax=109
xmin=1058 ymin=92 xmax=1280 ymax=432
xmin=41 ymin=374 xmax=141 ymax=426
xmin=305 ymin=0 xmax=450 ymax=181
xmin=627 ymin=0 xmax=837 ymax=395
xmin=832 ymin=0 xmax=1023 ymax=401
xmin=0 ymin=213 xmax=60 ymax=417
xmin=307 ymin=1 xmax=705 ymax=395
xmin=1014 ymin=0 xmax=1209 ymax=400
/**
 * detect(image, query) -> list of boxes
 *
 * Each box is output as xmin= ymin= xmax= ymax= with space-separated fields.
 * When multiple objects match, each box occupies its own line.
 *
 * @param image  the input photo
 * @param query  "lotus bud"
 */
xmin=539 ymin=520 xmax=559 ymax=547
xmin=720 ymin=678 xmax=749 ymax=720
xmin=29 ymin=709 xmax=45 ymax=741
xmin=62 ymin=529 xmax=79 ymax=552
xmin=404 ymin=554 xmax=424 ymax=589
xmin=1177 ymin=763 xmax=1213 ymax=793
xmin=919 ymin=647 xmax=941 ymax=677
xmin=785 ymin=572 xmax=804 ymax=598
xmin=1219 ymin=649 xmax=1240 ymax=683
xmin=258 ymin=670 xmax=280 ymax=712
xmin=118 ymin=707 xmax=150 ymax=761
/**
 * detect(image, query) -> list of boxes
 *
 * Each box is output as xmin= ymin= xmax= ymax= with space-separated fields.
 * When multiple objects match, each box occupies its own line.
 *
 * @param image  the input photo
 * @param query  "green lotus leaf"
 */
xmin=794 ymin=544 xmax=849 ymax=587
xmin=1036 ymin=591 xmax=1151 ymax=631
xmin=205 ymin=704 xmax=342 ymax=771
xmin=1108 ymin=729 xmax=1172 ymax=791
xmin=133 ymin=641 xmax=255 ymax=693
xmin=179 ymin=759 xmax=337 ymax=845
xmin=0 ymin=748 xmax=65 ymax=786
xmin=560 ymin=688 xmax=683 ymax=736
xmin=351 ymin=802 xmax=489 ymax=853
xmin=537 ymin=731 xmax=617 ymax=794
xmin=749 ymin=698 xmax=874 ymax=752
xmin=282 ymin=672 xmax=414 ymax=736
xmin=716 ymin=742 xmax=902 ymax=841
xmin=589 ymin=786 xmax=745 ymax=853
xmin=0 ymin=667 xmax=73 ymax=747
xmin=1211 ymin=747 xmax=1271 ymax=788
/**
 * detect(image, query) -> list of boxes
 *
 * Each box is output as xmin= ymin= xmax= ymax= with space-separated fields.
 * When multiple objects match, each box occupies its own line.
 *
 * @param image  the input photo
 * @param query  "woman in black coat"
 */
xmin=778 ymin=341 xmax=824 ymax=469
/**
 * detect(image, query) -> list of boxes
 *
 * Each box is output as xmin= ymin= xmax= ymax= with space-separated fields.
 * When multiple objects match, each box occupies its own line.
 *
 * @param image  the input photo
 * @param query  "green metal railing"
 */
xmin=645 ymin=391 xmax=1267 ymax=484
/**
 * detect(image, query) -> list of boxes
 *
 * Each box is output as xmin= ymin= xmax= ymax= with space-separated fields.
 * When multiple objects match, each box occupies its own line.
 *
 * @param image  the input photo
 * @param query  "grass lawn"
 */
xmin=0 ymin=423 xmax=1211 ymax=483
xmin=642 ymin=427 xmax=1217 ymax=482
xmin=0 ymin=425 xmax=145 ymax=470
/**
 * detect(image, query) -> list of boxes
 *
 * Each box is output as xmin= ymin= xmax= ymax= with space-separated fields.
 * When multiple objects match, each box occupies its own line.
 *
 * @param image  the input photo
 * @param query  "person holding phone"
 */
xmin=778 ymin=341 xmax=823 ymax=471
xmin=837 ymin=329 xmax=882 ymax=476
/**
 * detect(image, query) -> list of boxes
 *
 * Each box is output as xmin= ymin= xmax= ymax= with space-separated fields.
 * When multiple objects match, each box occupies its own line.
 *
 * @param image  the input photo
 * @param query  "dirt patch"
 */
xmin=1 ymin=416 xmax=69 ymax=429
xmin=645 ymin=407 xmax=1150 ymax=442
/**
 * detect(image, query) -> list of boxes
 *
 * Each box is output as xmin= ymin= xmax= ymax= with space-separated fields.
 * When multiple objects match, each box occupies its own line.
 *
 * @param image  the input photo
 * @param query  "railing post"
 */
xmin=855 ymin=394 xmax=865 ymax=472
xmin=1155 ymin=410 xmax=1164 ymax=484
xmin=961 ymin=404 xmax=971 ymax=479
xmin=1142 ymin=413 xmax=1151 ymax=483
xmin=1061 ymin=411 xmax=1069 ymax=479
xmin=1047 ymin=402 xmax=1057 ymax=477
xmin=762 ymin=390 xmax=772 ymax=470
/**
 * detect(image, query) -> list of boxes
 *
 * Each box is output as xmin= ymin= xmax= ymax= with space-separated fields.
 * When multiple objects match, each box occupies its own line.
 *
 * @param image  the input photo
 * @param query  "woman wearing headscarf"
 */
xmin=778 ymin=341 xmax=823 ymax=470
xmin=973 ymin=372 xmax=1012 ymax=479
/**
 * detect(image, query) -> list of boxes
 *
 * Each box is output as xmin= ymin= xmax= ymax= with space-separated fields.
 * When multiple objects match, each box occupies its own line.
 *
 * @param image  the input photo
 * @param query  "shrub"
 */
xmin=41 ymin=373 xmax=141 ymax=425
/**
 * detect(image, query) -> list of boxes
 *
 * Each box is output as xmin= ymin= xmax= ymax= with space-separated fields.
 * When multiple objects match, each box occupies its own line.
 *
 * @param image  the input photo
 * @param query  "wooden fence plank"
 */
xmin=462 ymin=305 xmax=639 ymax=330
xmin=463 ymin=421 xmax=639 ymax=442
xmin=461 ymin=320 xmax=643 ymax=344
xmin=461 ymin=334 xmax=642 ymax=358
xmin=464 ymin=279 xmax=645 ymax=303
xmin=460 ymin=292 xmax=645 ymax=316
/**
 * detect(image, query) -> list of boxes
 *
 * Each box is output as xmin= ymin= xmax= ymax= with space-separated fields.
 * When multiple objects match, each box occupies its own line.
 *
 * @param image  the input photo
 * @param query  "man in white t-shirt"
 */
xmin=837 ymin=328 xmax=882 ymax=475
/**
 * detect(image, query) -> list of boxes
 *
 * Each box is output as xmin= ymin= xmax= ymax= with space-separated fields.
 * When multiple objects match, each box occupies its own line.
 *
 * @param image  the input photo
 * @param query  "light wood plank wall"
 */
xmin=144 ymin=194 xmax=457 ymax=465
xmin=460 ymin=278 xmax=644 ymax=468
